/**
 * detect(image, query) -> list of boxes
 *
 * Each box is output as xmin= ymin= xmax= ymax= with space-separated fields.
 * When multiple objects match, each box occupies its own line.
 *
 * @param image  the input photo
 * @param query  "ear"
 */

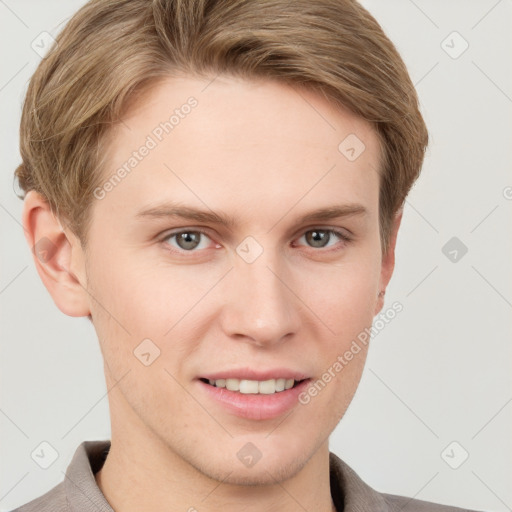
xmin=22 ymin=190 xmax=91 ymax=317
xmin=374 ymin=209 xmax=403 ymax=315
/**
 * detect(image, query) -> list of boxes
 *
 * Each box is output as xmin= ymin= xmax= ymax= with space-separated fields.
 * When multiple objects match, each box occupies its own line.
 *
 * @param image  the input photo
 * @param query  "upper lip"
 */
xmin=199 ymin=367 xmax=309 ymax=381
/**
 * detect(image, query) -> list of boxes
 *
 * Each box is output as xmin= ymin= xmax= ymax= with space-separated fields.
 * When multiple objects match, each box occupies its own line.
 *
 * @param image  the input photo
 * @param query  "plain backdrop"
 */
xmin=1 ymin=1 xmax=511 ymax=511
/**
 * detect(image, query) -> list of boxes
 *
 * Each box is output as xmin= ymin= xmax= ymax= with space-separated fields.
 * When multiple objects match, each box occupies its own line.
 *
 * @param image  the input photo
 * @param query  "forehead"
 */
xmin=94 ymin=75 xmax=381 ymax=230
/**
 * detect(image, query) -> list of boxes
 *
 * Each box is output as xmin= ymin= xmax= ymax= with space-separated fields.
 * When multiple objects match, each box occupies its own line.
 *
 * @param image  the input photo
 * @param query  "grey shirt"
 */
xmin=11 ymin=440 xmax=481 ymax=512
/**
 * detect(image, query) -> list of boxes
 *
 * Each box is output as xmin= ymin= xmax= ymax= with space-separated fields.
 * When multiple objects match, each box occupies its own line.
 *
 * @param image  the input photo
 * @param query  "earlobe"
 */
xmin=22 ymin=190 xmax=91 ymax=317
xmin=374 ymin=209 xmax=403 ymax=315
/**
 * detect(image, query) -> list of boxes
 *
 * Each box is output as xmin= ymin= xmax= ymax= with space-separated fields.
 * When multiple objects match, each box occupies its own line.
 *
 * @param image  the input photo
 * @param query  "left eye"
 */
xmin=296 ymin=229 xmax=349 ymax=249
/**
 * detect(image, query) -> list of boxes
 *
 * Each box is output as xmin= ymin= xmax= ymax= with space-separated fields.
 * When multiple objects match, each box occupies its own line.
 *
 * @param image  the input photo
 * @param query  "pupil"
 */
xmin=177 ymin=231 xmax=200 ymax=250
xmin=307 ymin=230 xmax=328 ymax=248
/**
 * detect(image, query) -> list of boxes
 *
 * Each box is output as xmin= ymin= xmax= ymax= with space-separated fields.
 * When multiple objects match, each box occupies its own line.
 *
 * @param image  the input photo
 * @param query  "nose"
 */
xmin=219 ymin=245 xmax=302 ymax=348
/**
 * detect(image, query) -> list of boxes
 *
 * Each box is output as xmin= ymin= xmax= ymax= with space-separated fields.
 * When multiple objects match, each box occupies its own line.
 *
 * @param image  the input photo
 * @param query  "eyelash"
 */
xmin=159 ymin=227 xmax=353 ymax=255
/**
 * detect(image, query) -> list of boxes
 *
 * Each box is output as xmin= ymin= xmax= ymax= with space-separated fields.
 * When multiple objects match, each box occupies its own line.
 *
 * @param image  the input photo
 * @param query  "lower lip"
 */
xmin=196 ymin=379 xmax=311 ymax=420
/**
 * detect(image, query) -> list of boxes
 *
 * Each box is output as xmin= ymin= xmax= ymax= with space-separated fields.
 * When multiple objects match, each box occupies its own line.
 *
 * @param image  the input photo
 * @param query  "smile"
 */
xmin=199 ymin=377 xmax=306 ymax=394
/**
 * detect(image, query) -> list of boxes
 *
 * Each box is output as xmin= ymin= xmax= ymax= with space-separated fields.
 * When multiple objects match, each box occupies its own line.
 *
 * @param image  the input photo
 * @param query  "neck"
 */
xmin=95 ymin=422 xmax=336 ymax=512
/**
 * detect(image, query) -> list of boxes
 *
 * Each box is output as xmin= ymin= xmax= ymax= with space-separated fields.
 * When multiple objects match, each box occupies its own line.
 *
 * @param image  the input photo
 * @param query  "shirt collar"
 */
xmin=64 ymin=441 xmax=114 ymax=512
xmin=329 ymin=451 xmax=388 ymax=511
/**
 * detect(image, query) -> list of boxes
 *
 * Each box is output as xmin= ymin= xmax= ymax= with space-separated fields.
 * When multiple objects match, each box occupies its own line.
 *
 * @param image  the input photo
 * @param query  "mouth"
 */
xmin=197 ymin=376 xmax=311 ymax=420
xmin=199 ymin=377 xmax=308 ymax=394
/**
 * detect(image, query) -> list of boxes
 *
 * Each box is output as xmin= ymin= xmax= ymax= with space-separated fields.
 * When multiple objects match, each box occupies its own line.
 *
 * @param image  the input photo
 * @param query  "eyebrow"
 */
xmin=135 ymin=202 xmax=368 ymax=229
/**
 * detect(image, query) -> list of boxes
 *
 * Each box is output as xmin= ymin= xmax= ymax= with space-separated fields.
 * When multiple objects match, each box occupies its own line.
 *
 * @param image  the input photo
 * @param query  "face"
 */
xmin=80 ymin=75 xmax=392 ymax=484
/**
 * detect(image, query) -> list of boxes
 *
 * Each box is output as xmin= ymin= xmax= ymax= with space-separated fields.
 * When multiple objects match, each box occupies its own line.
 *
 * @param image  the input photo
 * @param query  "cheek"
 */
xmin=84 ymin=248 xmax=149 ymax=362
xmin=85 ymin=248 xmax=214 ymax=375
xmin=302 ymin=253 xmax=380 ymax=337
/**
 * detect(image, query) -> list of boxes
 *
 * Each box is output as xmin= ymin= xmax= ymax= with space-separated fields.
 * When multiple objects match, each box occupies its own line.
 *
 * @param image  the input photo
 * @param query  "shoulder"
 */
xmin=382 ymin=492 xmax=481 ymax=512
xmin=9 ymin=440 xmax=112 ymax=512
xmin=9 ymin=482 xmax=68 ymax=512
xmin=329 ymin=451 xmax=483 ymax=512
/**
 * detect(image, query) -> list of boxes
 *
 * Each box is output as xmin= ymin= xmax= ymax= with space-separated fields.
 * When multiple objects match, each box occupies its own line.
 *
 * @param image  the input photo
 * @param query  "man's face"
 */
xmin=82 ymin=75 xmax=388 ymax=483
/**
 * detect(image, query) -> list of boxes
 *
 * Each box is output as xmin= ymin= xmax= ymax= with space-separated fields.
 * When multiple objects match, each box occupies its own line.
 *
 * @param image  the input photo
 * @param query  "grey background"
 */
xmin=1 ymin=1 xmax=511 ymax=511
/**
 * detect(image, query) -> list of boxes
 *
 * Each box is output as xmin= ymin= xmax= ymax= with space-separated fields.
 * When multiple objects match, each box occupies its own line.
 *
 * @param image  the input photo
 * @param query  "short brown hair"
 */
xmin=15 ymin=0 xmax=428 ymax=253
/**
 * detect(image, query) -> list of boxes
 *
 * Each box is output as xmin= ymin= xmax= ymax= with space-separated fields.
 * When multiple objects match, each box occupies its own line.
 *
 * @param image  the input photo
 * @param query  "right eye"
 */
xmin=161 ymin=229 xmax=220 ymax=253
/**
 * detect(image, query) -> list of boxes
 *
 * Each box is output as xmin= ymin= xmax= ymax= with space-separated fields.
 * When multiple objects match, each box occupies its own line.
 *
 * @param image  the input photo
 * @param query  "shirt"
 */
xmin=11 ymin=440 xmax=480 ymax=512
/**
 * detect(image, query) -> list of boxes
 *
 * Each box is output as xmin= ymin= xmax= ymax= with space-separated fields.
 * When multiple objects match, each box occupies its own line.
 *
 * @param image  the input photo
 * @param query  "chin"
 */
xmin=195 ymin=447 xmax=311 ymax=486
xmin=217 ymin=462 xmax=303 ymax=487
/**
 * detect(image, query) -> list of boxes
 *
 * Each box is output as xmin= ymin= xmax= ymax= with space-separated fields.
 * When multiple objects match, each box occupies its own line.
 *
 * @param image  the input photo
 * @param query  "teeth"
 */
xmin=284 ymin=378 xmax=294 ymax=390
xmin=240 ymin=380 xmax=259 ymax=394
xmin=258 ymin=379 xmax=276 ymax=394
xmin=207 ymin=378 xmax=302 ymax=394
xmin=225 ymin=378 xmax=240 ymax=391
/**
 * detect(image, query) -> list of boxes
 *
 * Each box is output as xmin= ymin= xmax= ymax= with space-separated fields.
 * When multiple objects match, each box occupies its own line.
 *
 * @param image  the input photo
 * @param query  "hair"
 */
xmin=14 ymin=0 xmax=428 ymax=255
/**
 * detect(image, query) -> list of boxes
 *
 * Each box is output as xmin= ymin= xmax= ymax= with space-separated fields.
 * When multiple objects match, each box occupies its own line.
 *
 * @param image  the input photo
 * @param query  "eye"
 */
xmin=162 ymin=230 xmax=215 ymax=251
xmin=295 ymin=228 xmax=351 ymax=250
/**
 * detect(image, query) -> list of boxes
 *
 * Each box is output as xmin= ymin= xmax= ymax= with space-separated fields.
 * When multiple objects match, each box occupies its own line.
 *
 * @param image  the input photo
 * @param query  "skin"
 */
xmin=23 ymin=75 xmax=401 ymax=512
